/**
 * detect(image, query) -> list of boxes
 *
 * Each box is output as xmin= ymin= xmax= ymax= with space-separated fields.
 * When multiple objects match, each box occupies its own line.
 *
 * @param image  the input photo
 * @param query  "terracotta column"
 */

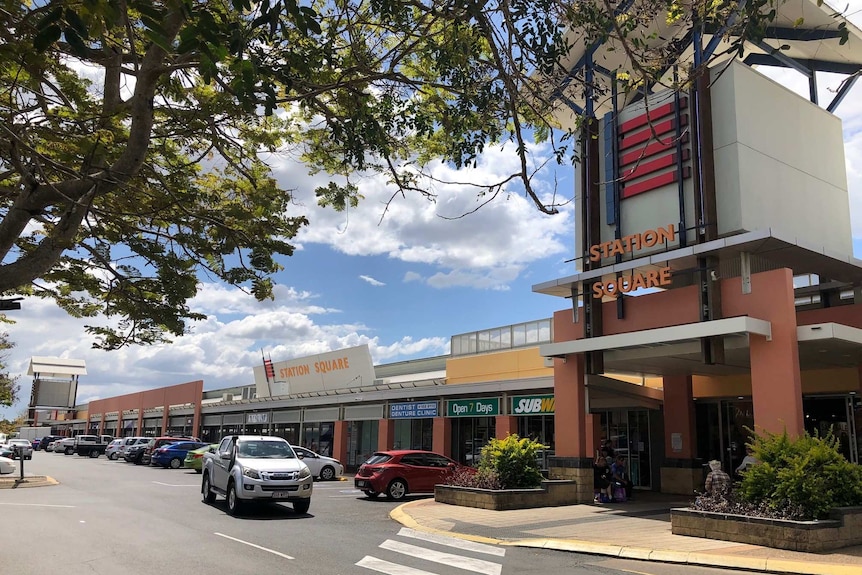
xmin=554 ymin=353 xmax=588 ymax=458
xmin=432 ymin=416 xmax=452 ymax=458
xmin=378 ymin=418 xmax=395 ymax=451
xmin=333 ymin=420 xmax=349 ymax=468
xmin=724 ymin=268 xmax=804 ymax=437
xmin=660 ymin=374 xmax=701 ymax=494
xmin=495 ymin=415 xmax=517 ymax=440
xmin=585 ymin=413 xmax=603 ymax=457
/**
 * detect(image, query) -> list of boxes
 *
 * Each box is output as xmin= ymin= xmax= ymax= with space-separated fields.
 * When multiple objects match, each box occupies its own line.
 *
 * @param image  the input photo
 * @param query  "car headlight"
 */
xmin=243 ymin=468 xmax=261 ymax=479
xmin=298 ymin=466 xmax=311 ymax=479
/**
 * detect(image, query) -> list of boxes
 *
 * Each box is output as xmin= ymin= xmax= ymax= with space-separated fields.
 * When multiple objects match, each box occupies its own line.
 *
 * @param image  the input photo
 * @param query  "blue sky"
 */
xmin=2 ymin=4 xmax=862 ymax=419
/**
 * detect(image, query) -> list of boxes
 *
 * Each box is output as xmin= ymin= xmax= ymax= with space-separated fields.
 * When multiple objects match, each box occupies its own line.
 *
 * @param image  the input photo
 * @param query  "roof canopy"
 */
xmin=553 ymin=0 xmax=862 ymax=120
xmin=28 ymin=356 xmax=87 ymax=378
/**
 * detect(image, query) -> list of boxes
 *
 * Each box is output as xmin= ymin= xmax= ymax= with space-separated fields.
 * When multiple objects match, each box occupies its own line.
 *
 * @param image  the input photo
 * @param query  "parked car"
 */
xmin=151 ymin=441 xmax=208 ymax=469
xmin=143 ymin=436 xmax=191 ymax=465
xmin=118 ymin=437 xmax=149 ymax=459
xmin=291 ymin=445 xmax=344 ymax=481
xmin=0 ymin=456 xmax=14 ymax=474
xmin=73 ymin=434 xmax=112 ymax=458
xmin=6 ymin=438 xmax=34 ymax=460
xmin=55 ymin=437 xmax=77 ymax=455
xmin=105 ymin=439 xmax=125 ymax=460
xmin=40 ymin=435 xmax=63 ymax=450
xmin=183 ymin=444 xmax=217 ymax=473
xmin=201 ymin=435 xmax=313 ymax=516
xmin=0 ymin=446 xmax=13 ymax=459
xmin=354 ymin=450 xmax=470 ymax=501
xmin=124 ymin=443 xmax=142 ymax=464
xmin=32 ymin=438 xmax=42 ymax=449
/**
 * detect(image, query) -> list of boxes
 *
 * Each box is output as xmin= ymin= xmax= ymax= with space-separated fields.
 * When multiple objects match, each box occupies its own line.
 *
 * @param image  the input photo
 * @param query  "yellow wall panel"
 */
xmin=446 ymin=348 xmax=552 ymax=385
xmin=692 ymin=368 xmax=860 ymax=399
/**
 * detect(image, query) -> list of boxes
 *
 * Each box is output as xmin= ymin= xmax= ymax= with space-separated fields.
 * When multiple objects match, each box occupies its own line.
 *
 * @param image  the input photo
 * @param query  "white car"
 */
xmin=0 ymin=456 xmax=14 ymax=474
xmin=291 ymin=445 xmax=344 ymax=481
xmin=118 ymin=436 xmax=149 ymax=459
xmin=54 ymin=437 xmax=76 ymax=454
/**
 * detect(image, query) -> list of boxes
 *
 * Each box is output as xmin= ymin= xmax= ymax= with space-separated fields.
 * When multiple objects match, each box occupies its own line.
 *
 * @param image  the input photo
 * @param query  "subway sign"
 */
xmin=511 ymin=395 xmax=555 ymax=415
xmin=447 ymin=398 xmax=500 ymax=417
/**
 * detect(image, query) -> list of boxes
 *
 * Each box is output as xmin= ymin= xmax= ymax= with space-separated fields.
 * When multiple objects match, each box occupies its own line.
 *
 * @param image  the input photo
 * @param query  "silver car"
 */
xmin=105 ymin=439 xmax=125 ymax=460
xmin=118 ymin=436 xmax=149 ymax=459
xmin=202 ymin=435 xmax=313 ymax=516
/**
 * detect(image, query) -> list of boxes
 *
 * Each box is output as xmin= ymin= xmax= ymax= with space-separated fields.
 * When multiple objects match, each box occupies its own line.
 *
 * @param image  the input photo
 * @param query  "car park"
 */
xmin=291 ymin=445 xmax=344 ymax=481
xmin=151 ymin=441 xmax=208 ymax=469
xmin=201 ymin=435 xmax=313 ymax=516
xmin=183 ymin=444 xmax=217 ymax=473
xmin=354 ymin=450 xmax=470 ymax=501
xmin=55 ymin=437 xmax=76 ymax=454
xmin=105 ymin=439 xmax=125 ymax=460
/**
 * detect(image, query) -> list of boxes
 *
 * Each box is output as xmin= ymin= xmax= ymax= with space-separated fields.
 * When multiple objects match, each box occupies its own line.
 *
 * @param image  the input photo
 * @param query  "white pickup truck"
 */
xmin=201 ymin=435 xmax=313 ymax=516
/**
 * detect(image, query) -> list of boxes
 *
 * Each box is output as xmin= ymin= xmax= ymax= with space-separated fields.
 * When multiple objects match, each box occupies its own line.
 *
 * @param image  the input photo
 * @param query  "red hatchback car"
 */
xmin=354 ymin=450 xmax=471 ymax=500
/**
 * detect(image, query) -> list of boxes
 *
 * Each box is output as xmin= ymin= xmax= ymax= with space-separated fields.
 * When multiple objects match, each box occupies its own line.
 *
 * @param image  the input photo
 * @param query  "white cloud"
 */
xmin=359 ymin=275 xmax=386 ymax=287
xmin=403 ymin=271 xmax=423 ymax=283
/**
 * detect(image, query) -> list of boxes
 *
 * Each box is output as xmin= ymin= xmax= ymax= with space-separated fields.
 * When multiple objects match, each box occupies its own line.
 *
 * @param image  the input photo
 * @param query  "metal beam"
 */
xmin=763 ymin=26 xmax=845 ymax=41
xmin=752 ymin=41 xmax=812 ymax=77
xmin=827 ymin=74 xmax=860 ymax=113
xmin=744 ymin=53 xmax=862 ymax=76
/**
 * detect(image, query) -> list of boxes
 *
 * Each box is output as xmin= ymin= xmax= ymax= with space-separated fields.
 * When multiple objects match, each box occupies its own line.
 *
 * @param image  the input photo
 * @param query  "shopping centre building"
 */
xmin=32 ymin=1 xmax=862 ymax=500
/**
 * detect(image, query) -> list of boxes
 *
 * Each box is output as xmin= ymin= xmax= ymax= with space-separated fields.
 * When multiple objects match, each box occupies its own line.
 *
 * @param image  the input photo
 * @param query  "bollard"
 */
xmin=16 ymin=446 xmax=24 ymax=480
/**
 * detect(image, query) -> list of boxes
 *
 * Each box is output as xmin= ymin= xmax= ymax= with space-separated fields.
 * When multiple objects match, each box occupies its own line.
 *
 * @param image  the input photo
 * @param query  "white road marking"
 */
xmin=151 ymin=481 xmax=198 ymax=487
xmin=0 ymin=502 xmax=76 ymax=508
xmin=357 ymin=556 xmax=438 ymax=575
xmin=380 ymin=539 xmax=502 ymax=575
xmin=213 ymin=532 xmax=294 ymax=560
xmin=397 ymin=527 xmax=505 ymax=557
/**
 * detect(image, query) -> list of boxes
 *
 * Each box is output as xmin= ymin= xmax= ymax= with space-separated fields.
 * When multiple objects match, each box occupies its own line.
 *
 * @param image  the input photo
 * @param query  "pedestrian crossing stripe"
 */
xmin=356 ymin=556 xmax=438 ymax=575
xmin=379 ymin=539 xmax=502 ymax=575
xmin=396 ymin=528 xmax=505 ymax=557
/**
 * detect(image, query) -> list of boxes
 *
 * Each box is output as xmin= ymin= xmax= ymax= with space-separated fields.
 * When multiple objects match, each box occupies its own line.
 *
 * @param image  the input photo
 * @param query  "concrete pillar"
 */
xmin=432 ymin=416 xmax=452 ymax=457
xmin=554 ymin=354 xmax=588 ymax=458
xmin=585 ymin=413 xmax=602 ymax=457
xmin=191 ymin=380 xmax=203 ymax=439
xmin=333 ymin=420 xmax=349 ymax=468
xmin=726 ymin=269 xmax=804 ymax=437
xmin=495 ymin=415 xmax=517 ymax=440
xmin=660 ymin=375 xmax=701 ymax=494
xmin=378 ymin=418 xmax=395 ymax=451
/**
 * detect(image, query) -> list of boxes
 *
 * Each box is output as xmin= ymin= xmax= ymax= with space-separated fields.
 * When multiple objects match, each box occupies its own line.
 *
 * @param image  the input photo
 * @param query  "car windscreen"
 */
xmin=237 ymin=441 xmax=295 ymax=459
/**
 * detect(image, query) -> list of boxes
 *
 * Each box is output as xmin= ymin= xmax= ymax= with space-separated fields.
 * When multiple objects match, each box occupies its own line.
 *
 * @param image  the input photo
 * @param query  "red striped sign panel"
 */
xmin=619 ymin=97 xmax=691 ymax=199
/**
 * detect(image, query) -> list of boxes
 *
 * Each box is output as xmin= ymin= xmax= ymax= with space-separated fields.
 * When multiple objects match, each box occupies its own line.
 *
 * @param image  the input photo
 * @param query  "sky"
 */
xmin=2 ymin=3 xmax=862 ymax=419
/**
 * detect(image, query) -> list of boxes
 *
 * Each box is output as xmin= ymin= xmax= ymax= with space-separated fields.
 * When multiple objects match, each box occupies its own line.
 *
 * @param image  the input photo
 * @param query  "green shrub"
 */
xmin=444 ymin=467 xmax=503 ymax=490
xmin=476 ymin=434 xmax=546 ymax=489
xmin=737 ymin=428 xmax=862 ymax=520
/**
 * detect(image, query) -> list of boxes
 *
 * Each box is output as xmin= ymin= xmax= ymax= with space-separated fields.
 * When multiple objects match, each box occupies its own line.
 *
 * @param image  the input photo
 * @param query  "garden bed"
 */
xmin=670 ymin=506 xmax=862 ymax=551
xmin=435 ymin=480 xmax=578 ymax=510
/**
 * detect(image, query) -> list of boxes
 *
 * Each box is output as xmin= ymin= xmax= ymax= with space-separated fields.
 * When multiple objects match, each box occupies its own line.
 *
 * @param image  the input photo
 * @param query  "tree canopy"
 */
xmin=0 ymin=0 xmax=841 ymax=347
xmin=0 ymin=331 xmax=19 ymax=407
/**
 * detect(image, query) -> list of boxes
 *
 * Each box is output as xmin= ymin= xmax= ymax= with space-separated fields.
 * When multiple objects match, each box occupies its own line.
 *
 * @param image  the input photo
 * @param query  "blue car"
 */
xmin=150 ymin=441 xmax=208 ymax=469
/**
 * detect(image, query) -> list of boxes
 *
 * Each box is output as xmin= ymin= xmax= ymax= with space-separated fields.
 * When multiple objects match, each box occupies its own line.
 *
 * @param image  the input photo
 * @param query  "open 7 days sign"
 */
xmin=447 ymin=398 xmax=500 ymax=417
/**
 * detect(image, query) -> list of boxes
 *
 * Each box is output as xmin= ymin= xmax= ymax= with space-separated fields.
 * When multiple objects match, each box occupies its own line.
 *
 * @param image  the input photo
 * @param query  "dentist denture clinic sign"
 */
xmin=389 ymin=402 xmax=439 ymax=419
xmin=589 ymin=224 xmax=675 ymax=299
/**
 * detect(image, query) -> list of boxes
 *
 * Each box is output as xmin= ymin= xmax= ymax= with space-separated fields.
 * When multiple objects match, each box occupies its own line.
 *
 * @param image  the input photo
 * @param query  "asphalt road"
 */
xmin=2 ymin=450 xmax=746 ymax=575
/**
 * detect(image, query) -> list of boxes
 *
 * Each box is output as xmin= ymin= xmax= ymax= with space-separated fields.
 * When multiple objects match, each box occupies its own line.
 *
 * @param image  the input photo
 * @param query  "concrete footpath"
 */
xmin=0 ymin=474 xmax=57 ymax=489
xmin=390 ymin=494 xmax=862 ymax=575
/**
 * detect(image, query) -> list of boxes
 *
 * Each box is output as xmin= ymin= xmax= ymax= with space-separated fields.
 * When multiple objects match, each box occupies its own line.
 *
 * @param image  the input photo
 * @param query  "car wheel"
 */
xmin=195 ymin=468 xmax=202 ymax=474
xmin=226 ymin=481 xmax=242 ymax=516
xmin=89 ymin=450 xmax=99 ymax=458
xmin=169 ymin=457 xmax=182 ymax=469
xmin=65 ymin=447 xmax=73 ymax=455
xmin=364 ymin=490 xmax=380 ymax=499
xmin=293 ymin=499 xmax=311 ymax=514
xmin=386 ymin=479 xmax=408 ymax=501
xmin=133 ymin=454 xmax=143 ymax=465
xmin=109 ymin=453 xmax=118 ymax=460
xmin=201 ymin=473 xmax=216 ymax=504
xmin=319 ymin=466 xmax=336 ymax=481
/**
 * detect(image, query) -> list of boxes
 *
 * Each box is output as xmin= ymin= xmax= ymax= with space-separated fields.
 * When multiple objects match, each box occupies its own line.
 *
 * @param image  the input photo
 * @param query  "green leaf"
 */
xmin=33 ymin=24 xmax=62 ymax=51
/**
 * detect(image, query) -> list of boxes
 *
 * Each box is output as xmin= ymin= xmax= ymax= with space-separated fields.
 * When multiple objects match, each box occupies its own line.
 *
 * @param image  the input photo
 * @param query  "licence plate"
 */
xmin=273 ymin=491 xmax=290 ymax=498
xmin=356 ymin=480 xmax=367 ymax=487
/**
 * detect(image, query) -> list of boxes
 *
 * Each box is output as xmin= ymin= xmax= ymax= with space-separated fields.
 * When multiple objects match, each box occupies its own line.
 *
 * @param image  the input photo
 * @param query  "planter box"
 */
xmin=434 ymin=480 xmax=578 ymax=510
xmin=671 ymin=506 xmax=862 ymax=552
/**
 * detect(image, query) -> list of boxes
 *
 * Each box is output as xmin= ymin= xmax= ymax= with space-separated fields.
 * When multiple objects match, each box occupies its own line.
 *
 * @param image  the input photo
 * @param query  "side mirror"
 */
xmin=219 ymin=452 xmax=231 ymax=460
xmin=297 ymin=452 xmax=304 ymax=459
